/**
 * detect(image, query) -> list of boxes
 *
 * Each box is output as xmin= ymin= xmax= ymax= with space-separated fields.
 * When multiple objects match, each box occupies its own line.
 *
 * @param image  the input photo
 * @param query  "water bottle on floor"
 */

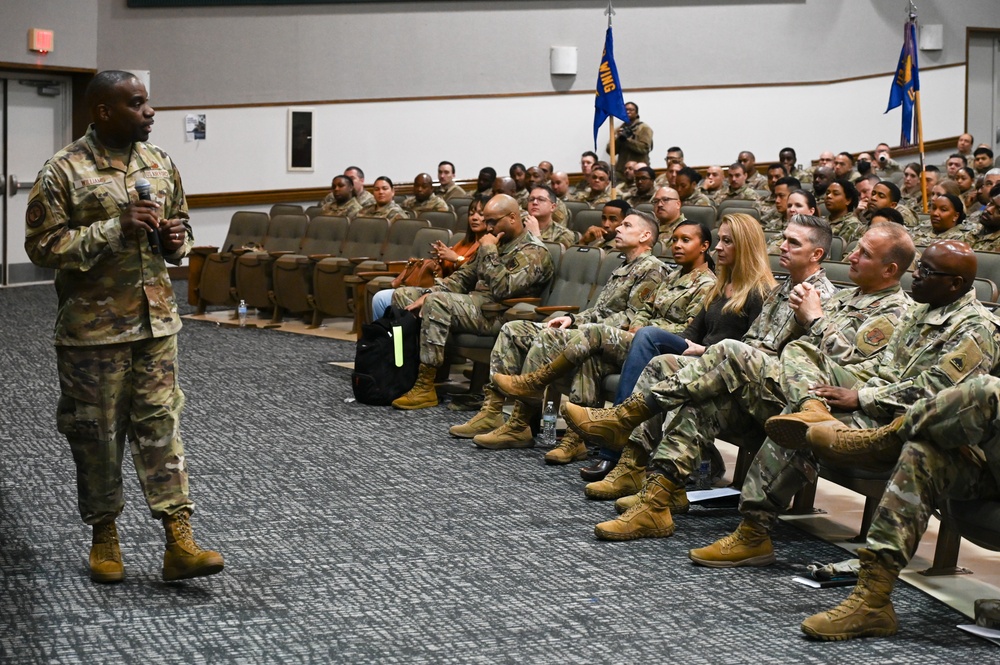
xmin=542 ymin=401 xmax=557 ymax=446
xmin=237 ymin=299 xmax=248 ymax=327
xmin=694 ymin=458 xmax=712 ymax=490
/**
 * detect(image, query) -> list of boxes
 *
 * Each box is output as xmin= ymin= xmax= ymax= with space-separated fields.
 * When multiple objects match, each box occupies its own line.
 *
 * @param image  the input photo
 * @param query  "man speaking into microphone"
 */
xmin=24 ymin=70 xmax=224 ymax=584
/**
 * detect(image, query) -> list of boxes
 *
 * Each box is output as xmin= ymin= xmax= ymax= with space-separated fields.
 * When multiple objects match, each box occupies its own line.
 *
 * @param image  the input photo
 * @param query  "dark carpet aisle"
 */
xmin=0 ymin=282 xmax=991 ymax=664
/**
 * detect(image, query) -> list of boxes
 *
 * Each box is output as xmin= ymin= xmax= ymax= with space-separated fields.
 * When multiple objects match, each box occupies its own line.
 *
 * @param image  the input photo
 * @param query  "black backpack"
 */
xmin=351 ymin=306 xmax=421 ymax=405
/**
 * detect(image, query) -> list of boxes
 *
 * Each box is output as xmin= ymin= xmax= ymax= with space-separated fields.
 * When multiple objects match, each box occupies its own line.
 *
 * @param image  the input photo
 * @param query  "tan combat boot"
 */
xmin=493 ymin=353 xmax=576 ymax=404
xmin=392 ymin=363 xmax=439 ymax=410
xmin=449 ymin=388 xmax=505 ymax=438
xmin=563 ymin=393 xmax=655 ymax=451
xmin=688 ymin=519 xmax=776 ymax=567
xmin=764 ymin=399 xmax=839 ymax=450
xmin=615 ymin=483 xmax=689 ymax=515
xmin=89 ymin=521 xmax=124 ymax=584
xmin=544 ymin=429 xmax=589 ymax=465
xmin=801 ymin=548 xmax=899 ymax=640
xmin=473 ymin=401 xmax=536 ymax=450
xmin=162 ymin=510 xmax=225 ymax=582
xmin=594 ymin=474 xmax=679 ymax=541
xmin=806 ymin=416 xmax=905 ymax=472
xmin=583 ymin=440 xmax=648 ymax=500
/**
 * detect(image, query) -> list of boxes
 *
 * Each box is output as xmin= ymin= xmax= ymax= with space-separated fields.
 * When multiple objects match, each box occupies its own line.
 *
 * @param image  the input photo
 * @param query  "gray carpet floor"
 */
xmin=0 ymin=282 xmax=994 ymax=663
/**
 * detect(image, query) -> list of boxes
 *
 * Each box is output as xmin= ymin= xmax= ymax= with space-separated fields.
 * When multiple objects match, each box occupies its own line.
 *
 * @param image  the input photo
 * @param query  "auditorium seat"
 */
xmin=570 ymin=209 xmax=602 ymax=237
xmin=309 ymin=217 xmax=389 ymax=327
xmin=270 ymin=203 xmax=304 ymax=217
xmin=192 ymin=211 xmax=270 ymax=313
xmin=419 ymin=210 xmax=457 ymax=232
xmin=233 ymin=214 xmax=310 ymax=312
xmin=680 ymin=205 xmax=714 ymax=230
xmin=269 ymin=216 xmax=350 ymax=325
xmin=305 ymin=205 xmax=325 ymax=219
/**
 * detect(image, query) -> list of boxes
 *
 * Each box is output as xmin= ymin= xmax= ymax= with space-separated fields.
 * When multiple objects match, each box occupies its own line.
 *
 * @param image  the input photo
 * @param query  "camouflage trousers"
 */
xmin=628 ymin=339 xmax=786 ymax=489
xmin=491 ymin=322 xmax=633 ymax=406
xmin=867 ymin=374 xmax=1000 ymax=570
xmin=737 ymin=339 xmax=886 ymax=530
xmin=392 ymin=287 xmax=501 ymax=366
xmin=55 ymin=336 xmax=192 ymax=525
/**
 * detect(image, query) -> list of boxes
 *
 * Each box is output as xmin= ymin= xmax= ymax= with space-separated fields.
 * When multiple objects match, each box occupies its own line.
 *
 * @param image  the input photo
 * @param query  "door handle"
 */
xmin=7 ymin=174 xmax=28 ymax=195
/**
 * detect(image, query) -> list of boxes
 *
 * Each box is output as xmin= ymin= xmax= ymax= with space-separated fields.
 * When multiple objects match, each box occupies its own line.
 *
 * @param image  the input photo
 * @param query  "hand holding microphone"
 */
xmin=120 ymin=178 xmax=162 ymax=253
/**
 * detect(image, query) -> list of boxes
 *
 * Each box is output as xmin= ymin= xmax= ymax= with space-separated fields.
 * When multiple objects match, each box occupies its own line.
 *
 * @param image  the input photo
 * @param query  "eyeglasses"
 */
xmin=652 ymin=197 xmax=680 ymax=205
xmin=484 ymin=212 xmax=513 ymax=227
xmin=915 ymin=260 xmax=955 ymax=279
xmin=526 ymin=196 xmax=552 ymax=204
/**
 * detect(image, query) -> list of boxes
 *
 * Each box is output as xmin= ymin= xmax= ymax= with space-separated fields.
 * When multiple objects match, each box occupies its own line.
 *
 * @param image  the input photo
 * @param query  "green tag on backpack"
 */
xmin=393 ymin=325 xmax=403 ymax=367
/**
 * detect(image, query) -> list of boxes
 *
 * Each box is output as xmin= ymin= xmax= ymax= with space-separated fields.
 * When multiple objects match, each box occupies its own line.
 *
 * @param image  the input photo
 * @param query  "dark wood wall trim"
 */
xmin=188 ymin=136 xmax=961 ymax=210
xmin=157 ymin=63 xmax=964 ymax=112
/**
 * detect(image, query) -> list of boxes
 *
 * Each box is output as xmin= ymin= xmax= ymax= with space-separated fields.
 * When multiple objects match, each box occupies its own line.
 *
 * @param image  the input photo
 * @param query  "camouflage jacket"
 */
xmin=657 ymin=213 xmax=688 ymax=246
xmin=608 ymin=120 xmax=653 ymax=167
xmin=626 ymin=190 xmax=655 ymax=207
xmin=437 ymin=183 xmax=468 ymax=201
xmin=910 ymin=223 xmax=970 ymax=248
xmin=742 ymin=268 xmax=838 ymax=356
xmin=630 ymin=265 xmax=717 ymax=332
xmin=536 ymin=221 xmax=577 ymax=248
xmin=574 ymin=251 xmax=665 ymax=329
xmin=402 ymin=193 xmax=451 ymax=218
xmin=717 ymin=183 xmax=763 ymax=205
xmin=356 ymin=190 xmax=376 ymax=209
xmin=970 ymin=224 xmax=1000 ymax=253
xmin=25 ymin=124 xmax=190 ymax=346
xmin=847 ymin=290 xmax=1000 ymax=421
xmin=570 ymin=187 xmax=614 ymax=209
xmin=319 ymin=195 xmax=362 ymax=219
xmin=552 ymin=198 xmax=569 ymax=226
xmin=432 ymin=229 xmax=554 ymax=305
xmin=362 ymin=201 xmax=408 ymax=223
xmin=829 ymin=211 xmax=866 ymax=245
xmin=803 ymin=284 xmax=914 ymax=367
xmin=681 ymin=190 xmax=715 ymax=209
xmin=745 ymin=171 xmax=768 ymax=191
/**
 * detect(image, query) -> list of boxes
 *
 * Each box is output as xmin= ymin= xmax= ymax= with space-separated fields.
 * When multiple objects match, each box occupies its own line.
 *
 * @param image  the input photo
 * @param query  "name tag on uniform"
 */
xmin=74 ymin=177 xmax=111 ymax=189
xmin=145 ymin=169 xmax=169 ymax=178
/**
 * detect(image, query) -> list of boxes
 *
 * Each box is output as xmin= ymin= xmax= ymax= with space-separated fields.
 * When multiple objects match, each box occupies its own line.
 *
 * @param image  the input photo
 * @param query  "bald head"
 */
xmin=492 ymin=177 xmax=517 ymax=196
xmin=484 ymin=194 xmax=522 ymax=243
xmin=913 ymin=240 xmax=977 ymax=308
xmin=413 ymin=173 xmax=434 ymax=201
xmin=550 ymin=172 xmax=569 ymax=197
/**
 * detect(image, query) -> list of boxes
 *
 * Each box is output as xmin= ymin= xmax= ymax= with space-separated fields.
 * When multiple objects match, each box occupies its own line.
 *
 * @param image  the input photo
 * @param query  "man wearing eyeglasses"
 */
xmin=651 ymin=186 xmax=686 ymax=245
xmin=524 ymin=185 xmax=576 ymax=248
xmin=624 ymin=166 xmax=656 ymax=207
xmin=390 ymin=194 xmax=554 ymax=410
xmin=758 ymin=239 xmax=1000 ymax=640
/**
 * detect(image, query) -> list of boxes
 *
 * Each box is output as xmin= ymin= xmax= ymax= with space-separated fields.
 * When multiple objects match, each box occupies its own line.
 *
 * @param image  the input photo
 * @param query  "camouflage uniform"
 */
xmin=910 ymin=223 xmax=970 ymax=247
xmin=437 ymin=182 xmax=468 ymax=201
xmin=609 ymin=120 xmax=654 ymax=178
xmin=961 ymin=208 xmax=984 ymax=234
xmin=681 ymin=190 xmax=714 ymax=209
xmin=874 ymin=158 xmax=902 ymax=178
xmin=318 ymin=194 xmax=362 ymax=219
xmin=745 ymin=171 xmax=768 ymax=191
xmin=741 ymin=289 xmax=1000 ymax=530
xmin=402 ymin=193 xmax=451 ymax=218
xmin=756 ymin=193 xmax=777 ymax=222
xmin=625 ymin=190 xmax=655 ymax=207
xmin=488 ymin=252 xmax=665 ymax=402
xmin=356 ymin=190 xmax=376 ymax=209
xmin=362 ymin=200 xmax=408 ymax=223
xmin=629 ymin=271 xmax=844 ymax=486
xmin=536 ymin=222 xmax=577 ymax=248
xmin=830 ymin=212 xmax=866 ymax=246
xmin=864 ymin=374 xmax=1000 ymax=570
xmin=515 ymin=189 xmax=530 ymax=210
xmin=24 ymin=124 xmax=193 ymax=525
xmin=760 ymin=209 xmax=786 ymax=233
xmin=657 ymin=213 xmax=688 ymax=246
xmin=552 ymin=198 xmax=569 ymax=226
xmin=969 ymin=223 xmax=1000 ymax=253
xmin=900 ymin=190 xmax=923 ymax=214
xmin=790 ymin=166 xmax=811 ymax=184
xmin=392 ymin=230 xmax=553 ymax=366
xmin=570 ymin=187 xmax=614 ymax=209
xmin=711 ymin=184 xmax=761 ymax=207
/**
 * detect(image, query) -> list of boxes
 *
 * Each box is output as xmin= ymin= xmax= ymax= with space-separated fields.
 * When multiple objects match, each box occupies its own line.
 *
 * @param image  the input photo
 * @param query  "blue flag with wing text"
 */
xmin=593 ymin=26 xmax=629 ymax=148
xmin=886 ymin=20 xmax=920 ymax=147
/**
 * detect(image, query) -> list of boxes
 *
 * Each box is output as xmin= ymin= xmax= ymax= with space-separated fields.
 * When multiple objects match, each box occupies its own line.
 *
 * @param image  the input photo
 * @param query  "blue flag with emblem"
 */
xmin=885 ymin=19 xmax=920 ymax=147
xmin=593 ymin=26 xmax=629 ymax=148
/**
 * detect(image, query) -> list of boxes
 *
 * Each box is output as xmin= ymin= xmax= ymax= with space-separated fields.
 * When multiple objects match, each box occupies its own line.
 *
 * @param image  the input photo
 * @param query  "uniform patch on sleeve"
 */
xmin=854 ymin=316 xmax=893 ymax=356
xmin=940 ymin=337 xmax=984 ymax=384
xmin=26 ymin=201 xmax=46 ymax=228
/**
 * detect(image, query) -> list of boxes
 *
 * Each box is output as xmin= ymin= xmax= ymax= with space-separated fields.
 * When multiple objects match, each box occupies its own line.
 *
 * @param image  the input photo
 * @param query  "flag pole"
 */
xmin=605 ymin=1 xmax=617 ymax=192
xmin=909 ymin=2 xmax=928 ymax=213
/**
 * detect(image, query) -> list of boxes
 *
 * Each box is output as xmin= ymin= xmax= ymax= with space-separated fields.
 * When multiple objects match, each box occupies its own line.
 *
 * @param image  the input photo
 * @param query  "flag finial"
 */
xmin=605 ymin=1 xmax=615 ymax=28
xmin=907 ymin=1 xmax=917 ymax=21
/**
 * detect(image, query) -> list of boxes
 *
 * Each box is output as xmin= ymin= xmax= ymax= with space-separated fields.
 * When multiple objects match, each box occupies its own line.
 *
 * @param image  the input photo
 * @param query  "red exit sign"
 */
xmin=28 ymin=29 xmax=54 ymax=54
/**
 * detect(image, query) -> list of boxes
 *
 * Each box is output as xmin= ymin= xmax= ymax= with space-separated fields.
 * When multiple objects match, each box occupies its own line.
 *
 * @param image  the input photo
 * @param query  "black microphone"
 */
xmin=135 ymin=177 xmax=161 ymax=254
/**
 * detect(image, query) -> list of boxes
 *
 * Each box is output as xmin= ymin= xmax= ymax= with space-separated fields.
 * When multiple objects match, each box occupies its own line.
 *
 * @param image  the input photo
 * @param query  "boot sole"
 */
xmin=90 ymin=570 xmax=124 ymax=584
xmin=163 ymin=561 xmax=225 ymax=582
xmin=449 ymin=428 xmax=495 ymax=439
xmin=801 ymin=624 xmax=897 ymax=641
xmin=473 ymin=439 xmax=535 ymax=450
xmin=392 ymin=400 xmax=439 ymax=410
xmin=615 ymin=501 xmax=688 ymax=515
xmin=584 ymin=484 xmax=641 ymax=500
xmin=544 ymin=451 xmax=589 ymax=465
xmin=687 ymin=551 xmax=776 ymax=568
xmin=594 ymin=524 xmax=675 ymax=541
xmin=764 ymin=418 xmax=813 ymax=450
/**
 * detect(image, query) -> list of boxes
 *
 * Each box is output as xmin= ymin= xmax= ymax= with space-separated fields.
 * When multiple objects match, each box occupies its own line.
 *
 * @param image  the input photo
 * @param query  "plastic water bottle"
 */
xmin=237 ymin=300 xmax=248 ymax=327
xmin=542 ymin=401 xmax=557 ymax=446
xmin=695 ymin=458 xmax=712 ymax=490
